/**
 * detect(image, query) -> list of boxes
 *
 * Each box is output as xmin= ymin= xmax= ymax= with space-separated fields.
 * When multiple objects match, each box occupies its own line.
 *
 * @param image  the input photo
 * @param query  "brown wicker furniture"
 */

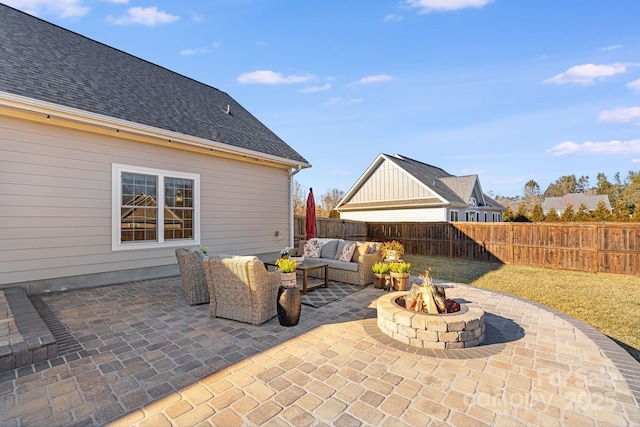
xmin=175 ymin=248 xmax=210 ymax=305
xmin=296 ymin=239 xmax=384 ymax=287
xmin=203 ymin=256 xmax=279 ymax=325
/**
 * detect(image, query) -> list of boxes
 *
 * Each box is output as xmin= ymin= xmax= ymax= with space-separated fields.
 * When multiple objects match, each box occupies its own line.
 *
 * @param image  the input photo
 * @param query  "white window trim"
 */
xmin=112 ymin=163 xmax=200 ymax=251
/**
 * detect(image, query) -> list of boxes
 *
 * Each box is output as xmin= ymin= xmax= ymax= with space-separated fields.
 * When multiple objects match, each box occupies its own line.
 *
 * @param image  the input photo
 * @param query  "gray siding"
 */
xmin=0 ymin=116 xmax=290 ymax=289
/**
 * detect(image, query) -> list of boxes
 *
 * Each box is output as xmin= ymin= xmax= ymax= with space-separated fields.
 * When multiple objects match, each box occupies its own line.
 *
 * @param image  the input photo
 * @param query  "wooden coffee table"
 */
xmin=265 ymin=259 xmax=329 ymax=294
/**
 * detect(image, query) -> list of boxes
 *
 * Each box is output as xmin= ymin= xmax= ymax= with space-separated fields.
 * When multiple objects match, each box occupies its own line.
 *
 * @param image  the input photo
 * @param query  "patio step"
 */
xmin=0 ymin=287 xmax=57 ymax=374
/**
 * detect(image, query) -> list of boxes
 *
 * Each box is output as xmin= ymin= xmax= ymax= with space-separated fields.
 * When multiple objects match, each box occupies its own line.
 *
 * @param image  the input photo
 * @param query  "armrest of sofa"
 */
xmin=357 ymin=252 xmax=384 ymax=273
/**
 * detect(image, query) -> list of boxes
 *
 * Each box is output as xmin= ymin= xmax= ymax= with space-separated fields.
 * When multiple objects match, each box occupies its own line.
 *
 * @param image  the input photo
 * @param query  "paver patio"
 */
xmin=0 ymin=276 xmax=638 ymax=426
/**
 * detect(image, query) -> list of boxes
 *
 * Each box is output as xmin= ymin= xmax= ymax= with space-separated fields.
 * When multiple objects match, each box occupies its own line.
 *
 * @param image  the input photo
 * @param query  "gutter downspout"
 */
xmin=288 ymin=165 xmax=302 ymax=248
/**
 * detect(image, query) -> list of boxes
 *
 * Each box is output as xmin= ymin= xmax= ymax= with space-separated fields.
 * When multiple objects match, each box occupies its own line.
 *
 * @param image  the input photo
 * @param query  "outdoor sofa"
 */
xmin=296 ymin=238 xmax=384 ymax=287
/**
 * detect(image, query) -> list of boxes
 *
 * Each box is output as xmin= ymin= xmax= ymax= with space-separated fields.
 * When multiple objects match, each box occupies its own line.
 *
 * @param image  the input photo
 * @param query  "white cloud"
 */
xmin=405 ymin=0 xmax=493 ymax=13
xmin=324 ymin=97 xmax=364 ymax=106
xmin=627 ymin=79 xmax=640 ymax=93
xmin=179 ymin=42 xmax=221 ymax=56
xmin=298 ymin=83 xmax=332 ymax=93
xmin=633 ymin=159 xmax=640 ymax=163
xmin=103 ymin=0 xmax=128 ymax=4
xmin=384 ymin=14 xmax=403 ymax=23
xmin=600 ymin=44 xmax=622 ymax=51
xmin=547 ymin=139 xmax=640 ymax=156
xmin=3 ymin=0 xmax=89 ymax=17
xmin=108 ymin=7 xmax=179 ymax=26
xmin=352 ymin=74 xmax=393 ymax=85
xmin=237 ymin=70 xmax=314 ymax=84
xmin=599 ymin=107 xmax=640 ymax=124
xmin=543 ymin=63 xmax=634 ymax=85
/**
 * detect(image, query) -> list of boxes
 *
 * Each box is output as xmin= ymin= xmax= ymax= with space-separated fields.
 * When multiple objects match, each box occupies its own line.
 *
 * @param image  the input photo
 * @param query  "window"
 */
xmin=450 ymin=210 xmax=459 ymax=222
xmin=112 ymin=164 xmax=199 ymax=250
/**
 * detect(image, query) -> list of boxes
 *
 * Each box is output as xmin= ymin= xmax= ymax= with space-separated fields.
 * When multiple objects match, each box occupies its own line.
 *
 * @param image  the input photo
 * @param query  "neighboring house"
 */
xmin=335 ymin=154 xmax=504 ymax=223
xmin=0 ymin=4 xmax=310 ymax=293
xmin=542 ymin=193 xmax=611 ymax=214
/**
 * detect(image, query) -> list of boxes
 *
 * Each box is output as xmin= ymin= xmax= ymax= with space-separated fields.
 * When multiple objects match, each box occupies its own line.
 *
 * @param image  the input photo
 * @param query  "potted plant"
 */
xmin=196 ymin=245 xmax=208 ymax=255
xmin=381 ymin=241 xmax=405 ymax=261
xmin=275 ymin=257 xmax=298 ymax=288
xmin=388 ymin=261 xmax=411 ymax=291
xmin=371 ymin=262 xmax=390 ymax=289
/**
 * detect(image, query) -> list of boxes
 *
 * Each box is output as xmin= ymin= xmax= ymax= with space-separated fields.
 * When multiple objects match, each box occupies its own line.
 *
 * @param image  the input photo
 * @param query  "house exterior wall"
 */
xmin=0 ymin=116 xmax=290 ymax=292
xmin=340 ymin=207 xmax=448 ymax=223
xmin=350 ymin=160 xmax=436 ymax=203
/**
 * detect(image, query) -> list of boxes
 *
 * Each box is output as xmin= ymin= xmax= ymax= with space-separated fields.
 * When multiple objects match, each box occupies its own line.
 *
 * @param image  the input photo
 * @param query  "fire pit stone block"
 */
xmin=376 ymin=292 xmax=485 ymax=349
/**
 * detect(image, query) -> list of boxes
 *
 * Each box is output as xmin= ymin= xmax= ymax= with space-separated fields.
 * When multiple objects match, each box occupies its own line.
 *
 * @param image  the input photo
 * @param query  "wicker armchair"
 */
xmin=203 ymin=256 xmax=279 ymax=325
xmin=175 ymin=248 xmax=210 ymax=305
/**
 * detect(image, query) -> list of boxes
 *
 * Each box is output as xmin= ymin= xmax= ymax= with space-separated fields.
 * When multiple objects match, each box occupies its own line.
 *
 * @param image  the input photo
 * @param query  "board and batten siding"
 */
xmin=350 ymin=160 xmax=437 ymax=203
xmin=0 ymin=116 xmax=291 ymax=292
xmin=341 ymin=207 xmax=447 ymax=223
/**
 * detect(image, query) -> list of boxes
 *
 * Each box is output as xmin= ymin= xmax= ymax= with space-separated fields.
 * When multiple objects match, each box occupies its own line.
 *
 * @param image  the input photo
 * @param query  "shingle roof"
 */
xmin=542 ymin=194 xmax=611 ymax=212
xmin=0 ymin=4 xmax=308 ymax=165
xmin=383 ymin=154 xmax=464 ymax=203
xmin=383 ymin=154 xmax=503 ymax=209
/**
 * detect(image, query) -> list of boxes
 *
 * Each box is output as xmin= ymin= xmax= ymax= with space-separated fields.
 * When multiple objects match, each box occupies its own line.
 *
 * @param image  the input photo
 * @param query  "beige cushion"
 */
xmin=352 ymin=241 xmax=369 ymax=262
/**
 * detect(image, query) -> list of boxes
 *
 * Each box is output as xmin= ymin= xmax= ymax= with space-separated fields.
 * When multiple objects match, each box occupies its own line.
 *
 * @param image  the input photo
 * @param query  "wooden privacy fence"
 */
xmin=293 ymin=216 xmax=367 ymax=242
xmin=295 ymin=218 xmax=640 ymax=276
xmin=366 ymin=222 xmax=640 ymax=277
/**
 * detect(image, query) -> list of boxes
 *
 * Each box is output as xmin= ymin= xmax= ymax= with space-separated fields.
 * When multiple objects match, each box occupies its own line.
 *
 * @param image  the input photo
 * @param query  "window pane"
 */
xmin=164 ymin=177 xmax=194 ymax=240
xmin=121 ymin=173 xmax=157 ymax=242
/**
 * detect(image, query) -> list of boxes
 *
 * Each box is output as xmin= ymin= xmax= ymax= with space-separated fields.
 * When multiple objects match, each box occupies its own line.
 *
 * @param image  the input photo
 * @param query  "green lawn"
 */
xmin=404 ymin=254 xmax=640 ymax=362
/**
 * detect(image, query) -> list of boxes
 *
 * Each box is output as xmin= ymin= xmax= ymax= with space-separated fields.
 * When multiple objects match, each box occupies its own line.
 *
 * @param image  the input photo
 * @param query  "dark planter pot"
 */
xmin=277 ymin=286 xmax=301 ymax=326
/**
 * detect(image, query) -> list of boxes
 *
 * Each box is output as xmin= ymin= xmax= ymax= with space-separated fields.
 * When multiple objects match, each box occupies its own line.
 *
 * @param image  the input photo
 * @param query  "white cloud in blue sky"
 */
xmin=2 ymin=0 xmax=88 ymax=17
xmin=237 ymin=71 xmax=315 ymax=85
xmin=405 ymin=0 xmax=493 ymax=13
xmin=543 ymin=63 xmax=634 ymax=86
xmin=547 ymin=140 xmax=640 ymax=156
xmin=107 ymin=6 xmax=179 ymax=26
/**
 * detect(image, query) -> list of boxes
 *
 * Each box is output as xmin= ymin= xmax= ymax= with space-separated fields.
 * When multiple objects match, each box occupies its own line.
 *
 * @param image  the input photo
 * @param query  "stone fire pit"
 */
xmin=377 ymin=292 xmax=485 ymax=349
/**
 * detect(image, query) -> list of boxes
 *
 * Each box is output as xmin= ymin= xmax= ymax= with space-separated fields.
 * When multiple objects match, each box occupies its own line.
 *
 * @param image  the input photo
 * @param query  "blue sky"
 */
xmin=5 ymin=0 xmax=640 ymax=198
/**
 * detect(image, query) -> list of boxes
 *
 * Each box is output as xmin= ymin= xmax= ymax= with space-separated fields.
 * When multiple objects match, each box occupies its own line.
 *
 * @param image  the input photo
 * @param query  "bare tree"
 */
xmin=522 ymin=179 xmax=542 ymax=212
xmin=319 ymin=188 xmax=345 ymax=218
xmin=292 ymin=179 xmax=306 ymax=216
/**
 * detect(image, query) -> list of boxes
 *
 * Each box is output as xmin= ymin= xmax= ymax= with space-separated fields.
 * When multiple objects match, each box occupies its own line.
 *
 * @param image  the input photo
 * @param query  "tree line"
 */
xmin=495 ymin=171 xmax=640 ymax=222
xmin=292 ymin=180 xmax=345 ymax=218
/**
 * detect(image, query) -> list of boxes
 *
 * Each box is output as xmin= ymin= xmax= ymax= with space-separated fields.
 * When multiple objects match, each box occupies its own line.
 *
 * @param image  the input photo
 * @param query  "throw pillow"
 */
xmin=320 ymin=239 xmax=339 ymax=259
xmin=303 ymin=239 xmax=322 ymax=258
xmin=334 ymin=240 xmax=347 ymax=260
xmin=352 ymin=241 xmax=369 ymax=262
xmin=338 ymin=242 xmax=356 ymax=262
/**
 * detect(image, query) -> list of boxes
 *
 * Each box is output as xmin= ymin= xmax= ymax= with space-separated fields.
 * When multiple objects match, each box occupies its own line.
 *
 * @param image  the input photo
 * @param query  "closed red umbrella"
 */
xmin=305 ymin=188 xmax=316 ymax=240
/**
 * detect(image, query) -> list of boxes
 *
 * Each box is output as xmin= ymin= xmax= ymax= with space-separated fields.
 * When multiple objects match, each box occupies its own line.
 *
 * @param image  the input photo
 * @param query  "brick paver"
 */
xmin=0 ymin=276 xmax=638 ymax=426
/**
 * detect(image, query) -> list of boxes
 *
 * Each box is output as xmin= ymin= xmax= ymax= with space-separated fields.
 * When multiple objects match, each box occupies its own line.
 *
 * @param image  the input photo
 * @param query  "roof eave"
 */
xmin=0 ymin=91 xmax=311 ymax=170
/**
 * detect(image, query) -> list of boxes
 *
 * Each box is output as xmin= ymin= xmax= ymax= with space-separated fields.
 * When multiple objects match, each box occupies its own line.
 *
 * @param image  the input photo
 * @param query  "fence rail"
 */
xmin=296 ymin=217 xmax=640 ymax=276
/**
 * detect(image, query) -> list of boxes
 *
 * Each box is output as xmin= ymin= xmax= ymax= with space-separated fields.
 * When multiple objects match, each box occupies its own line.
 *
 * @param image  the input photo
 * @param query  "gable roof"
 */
xmin=0 ymin=4 xmax=308 ymax=166
xmin=542 ymin=193 xmax=611 ymax=212
xmin=337 ymin=153 xmax=504 ymax=210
